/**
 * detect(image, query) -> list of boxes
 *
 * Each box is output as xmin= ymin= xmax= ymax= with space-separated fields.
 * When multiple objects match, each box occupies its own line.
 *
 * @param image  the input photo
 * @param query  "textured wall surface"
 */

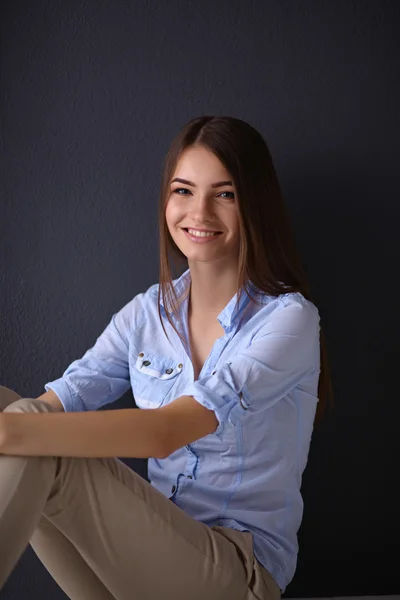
xmin=1 ymin=0 xmax=399 ymax=597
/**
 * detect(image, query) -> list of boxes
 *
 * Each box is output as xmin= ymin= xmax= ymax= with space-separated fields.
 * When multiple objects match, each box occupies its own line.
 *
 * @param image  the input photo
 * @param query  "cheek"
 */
xmin=165 ymin=200 xmax=183 ymax=240
xmin=227 ymin=211 xmax=240 ymax=236
xmin=164 ymin=201 xmax=174 ymax=230
xmin=165 ymin=198 xmax=179 ymax=224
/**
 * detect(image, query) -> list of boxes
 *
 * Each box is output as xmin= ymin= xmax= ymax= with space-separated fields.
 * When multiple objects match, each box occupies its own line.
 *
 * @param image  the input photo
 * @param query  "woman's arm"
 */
xmin=0 ymin=406 xmax=168 ymax=459
xmin=37 ymin=389 xmax=65 ymax=412
xmin=0 ymin=394 xmax=219 ymax=460
xmin=42 ymin=295 xmax=141 ymax=413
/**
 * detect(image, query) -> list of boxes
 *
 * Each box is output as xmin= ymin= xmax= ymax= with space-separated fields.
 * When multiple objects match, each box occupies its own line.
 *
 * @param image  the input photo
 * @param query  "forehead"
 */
xmin=173 ymin=146 xmax=231 ymax=179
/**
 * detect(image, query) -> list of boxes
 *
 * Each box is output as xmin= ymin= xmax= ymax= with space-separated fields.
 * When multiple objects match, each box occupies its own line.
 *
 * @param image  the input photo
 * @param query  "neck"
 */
xmin=187 ymin=261 xmax=239 ymax=319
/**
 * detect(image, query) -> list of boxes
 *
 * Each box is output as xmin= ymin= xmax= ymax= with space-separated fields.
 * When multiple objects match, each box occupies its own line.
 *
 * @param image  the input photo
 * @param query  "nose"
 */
xmin=188 ymin=193 xmax=215 ymax=222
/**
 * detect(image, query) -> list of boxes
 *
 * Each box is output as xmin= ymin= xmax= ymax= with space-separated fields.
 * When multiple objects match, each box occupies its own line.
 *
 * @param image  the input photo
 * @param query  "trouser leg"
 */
xmin=30 ymin=515 xmax=116 ymax=600
xmin=0 ymin=387 xmax=115 ymax=598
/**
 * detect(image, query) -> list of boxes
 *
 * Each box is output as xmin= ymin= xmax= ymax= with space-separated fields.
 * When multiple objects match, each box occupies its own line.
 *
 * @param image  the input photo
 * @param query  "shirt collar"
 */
xmin=159 ymin=267 xmax=265 ymax=331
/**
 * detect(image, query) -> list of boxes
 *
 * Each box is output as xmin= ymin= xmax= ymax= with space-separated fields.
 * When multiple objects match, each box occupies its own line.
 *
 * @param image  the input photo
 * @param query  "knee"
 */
xmin=0 ymin=385 xmax=22 ymax=411
xmin=3 ymin=397 xmax=56 ymax=414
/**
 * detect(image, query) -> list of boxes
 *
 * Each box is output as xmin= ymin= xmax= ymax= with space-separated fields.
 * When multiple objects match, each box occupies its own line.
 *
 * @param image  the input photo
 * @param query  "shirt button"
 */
xmin=171 ymin=485 xmax=176 ymax=493
xmin=178 ymin=363 xmax=183 ymax=369
xmin=138 ymin=352 xmax=144 ymax=357
xmin=142 ymin=360 xmax=151 ymax=366
xmin=165 ymin=368 xmax=173 ymax=374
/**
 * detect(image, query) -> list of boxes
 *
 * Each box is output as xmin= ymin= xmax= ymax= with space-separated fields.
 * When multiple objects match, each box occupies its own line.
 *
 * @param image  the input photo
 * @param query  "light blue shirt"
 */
xmin=45 ymin=267 xmax=320 ymax=592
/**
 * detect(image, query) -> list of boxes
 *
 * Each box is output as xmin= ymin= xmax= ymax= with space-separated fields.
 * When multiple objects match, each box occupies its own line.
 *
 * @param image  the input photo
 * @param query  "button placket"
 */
xmin=171 ymin=472 xmax=186 ymax=496
xmin=239 ymin=391 xmax=248 ymax=410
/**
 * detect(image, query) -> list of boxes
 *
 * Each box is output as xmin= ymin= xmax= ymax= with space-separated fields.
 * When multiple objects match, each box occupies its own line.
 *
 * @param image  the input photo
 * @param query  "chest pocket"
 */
xmin=130 ymin=350 xmax=183 ymax=409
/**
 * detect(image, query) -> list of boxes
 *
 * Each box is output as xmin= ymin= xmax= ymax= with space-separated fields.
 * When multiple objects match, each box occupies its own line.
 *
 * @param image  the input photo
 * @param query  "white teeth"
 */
xmin=187 ymin=229 xmax=219 ymax=237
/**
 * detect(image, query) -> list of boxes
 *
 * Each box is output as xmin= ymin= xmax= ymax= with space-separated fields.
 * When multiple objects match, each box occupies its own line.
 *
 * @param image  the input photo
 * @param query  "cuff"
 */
xmin=44 ymin=379 xmax=85 ymax=412
xmin=181 ymin=373 xmax=241 ymax=437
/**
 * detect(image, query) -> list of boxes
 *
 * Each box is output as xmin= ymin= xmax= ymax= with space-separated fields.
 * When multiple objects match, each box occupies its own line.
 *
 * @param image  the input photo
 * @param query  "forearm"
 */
xmin=37 ymin=389 xmax=65 ymax=412
xmin=0 ymin=408 xmax=167 ymax=459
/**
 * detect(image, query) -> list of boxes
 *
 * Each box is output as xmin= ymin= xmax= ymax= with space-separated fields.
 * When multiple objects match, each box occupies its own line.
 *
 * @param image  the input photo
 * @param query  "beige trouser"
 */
xmin=0 ymin=386 xmax=280 ymax=600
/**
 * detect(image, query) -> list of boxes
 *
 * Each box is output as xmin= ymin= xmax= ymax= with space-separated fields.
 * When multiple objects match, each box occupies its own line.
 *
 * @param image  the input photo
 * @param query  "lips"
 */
xmin=182 ymin=228 xmax=223 ymax=243
xmin=182 ymin=228 xmax=222 ymax=233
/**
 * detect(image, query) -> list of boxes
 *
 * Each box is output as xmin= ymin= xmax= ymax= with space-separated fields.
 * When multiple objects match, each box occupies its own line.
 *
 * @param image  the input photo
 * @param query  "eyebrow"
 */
xmin=171 ymin=177 xmax=233 ymax=188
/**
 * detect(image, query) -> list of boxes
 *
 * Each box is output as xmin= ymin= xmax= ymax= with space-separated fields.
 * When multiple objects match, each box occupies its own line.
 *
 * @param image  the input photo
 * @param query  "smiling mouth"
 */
xmin=182 ymin=228 xmax=223 ymax=238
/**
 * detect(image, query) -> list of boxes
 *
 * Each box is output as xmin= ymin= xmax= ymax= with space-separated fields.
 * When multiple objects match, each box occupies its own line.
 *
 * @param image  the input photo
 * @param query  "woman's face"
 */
xmin=165 ymin=145 xmax=241 ymax=266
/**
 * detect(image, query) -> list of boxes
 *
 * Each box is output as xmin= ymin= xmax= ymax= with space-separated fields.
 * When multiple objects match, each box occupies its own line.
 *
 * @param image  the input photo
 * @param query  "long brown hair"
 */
xmin=157 ymin=115 xmax=333 ymax=423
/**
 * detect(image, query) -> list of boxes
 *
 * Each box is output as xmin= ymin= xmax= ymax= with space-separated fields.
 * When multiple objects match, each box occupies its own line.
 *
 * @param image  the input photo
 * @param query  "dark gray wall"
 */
xmin=1 ymin=1 xmax=398 ymax=597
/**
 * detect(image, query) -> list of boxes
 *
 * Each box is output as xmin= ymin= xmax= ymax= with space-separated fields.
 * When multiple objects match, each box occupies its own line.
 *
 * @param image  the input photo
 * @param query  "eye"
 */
xmin=171 ymin=188 xmax=235 ymax=200
xmin=172 ymin=187 xmax=191 ymax=195
xmin=218 ymin=191 xmax=235 ymax=199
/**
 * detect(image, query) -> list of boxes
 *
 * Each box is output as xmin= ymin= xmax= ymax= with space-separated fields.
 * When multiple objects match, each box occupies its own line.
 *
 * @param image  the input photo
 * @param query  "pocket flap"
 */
xmin=134 ymin=351 xmax=183 ymax=381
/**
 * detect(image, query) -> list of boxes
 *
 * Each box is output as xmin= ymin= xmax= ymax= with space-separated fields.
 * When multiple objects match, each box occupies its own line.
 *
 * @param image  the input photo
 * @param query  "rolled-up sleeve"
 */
xmin=44 ymin=299 xmax=136 ymax=412
xmin=181 ymin=295 xmax=320 ymax=435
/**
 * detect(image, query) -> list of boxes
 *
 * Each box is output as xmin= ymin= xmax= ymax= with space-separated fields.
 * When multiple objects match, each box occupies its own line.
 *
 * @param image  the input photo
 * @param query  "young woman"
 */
xmin=0 ymin=115 xmax=332 ymax=600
